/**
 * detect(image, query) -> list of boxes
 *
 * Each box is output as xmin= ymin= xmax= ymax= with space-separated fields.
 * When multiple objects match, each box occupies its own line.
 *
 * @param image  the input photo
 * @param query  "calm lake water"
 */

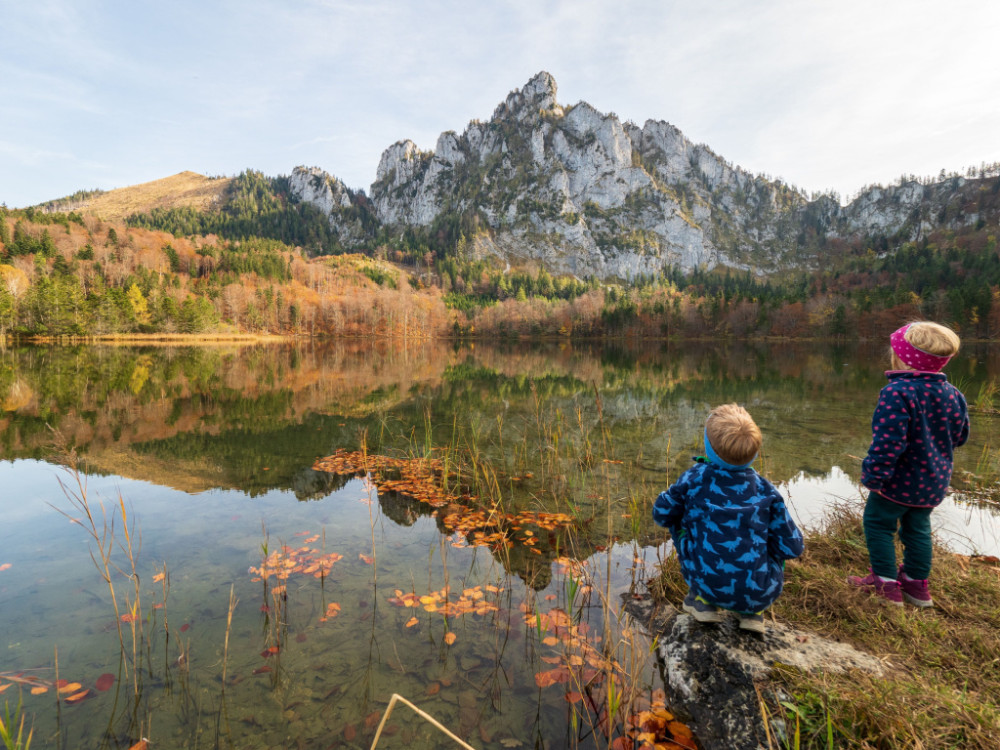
xmin=1 ymin=340 xmax=998 ymax=749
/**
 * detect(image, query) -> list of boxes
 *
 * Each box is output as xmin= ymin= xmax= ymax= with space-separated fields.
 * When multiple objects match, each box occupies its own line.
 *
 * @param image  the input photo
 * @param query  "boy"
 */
xmin=653 ymin=404 xmax=803 ymax=633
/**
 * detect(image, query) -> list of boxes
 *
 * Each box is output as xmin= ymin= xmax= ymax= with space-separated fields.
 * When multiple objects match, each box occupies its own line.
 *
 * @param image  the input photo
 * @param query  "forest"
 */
xmin=2 ymin=178 xmax=1000 ymax=340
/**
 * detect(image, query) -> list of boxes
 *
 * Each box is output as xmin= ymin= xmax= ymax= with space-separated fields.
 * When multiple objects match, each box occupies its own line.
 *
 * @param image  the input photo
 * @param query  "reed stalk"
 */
xmin=222 ymin=584 xmax=237 ymax=687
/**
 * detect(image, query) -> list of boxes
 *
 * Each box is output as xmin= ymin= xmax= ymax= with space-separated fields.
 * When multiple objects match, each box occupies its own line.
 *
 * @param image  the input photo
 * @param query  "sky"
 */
xmin=2 ymin=0 xmax=1000 ymax=208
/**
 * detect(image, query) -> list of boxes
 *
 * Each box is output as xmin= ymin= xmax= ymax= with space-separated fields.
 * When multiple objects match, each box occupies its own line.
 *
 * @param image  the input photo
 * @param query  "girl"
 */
xmin=849 ymin=322 xmax=969 ymax=606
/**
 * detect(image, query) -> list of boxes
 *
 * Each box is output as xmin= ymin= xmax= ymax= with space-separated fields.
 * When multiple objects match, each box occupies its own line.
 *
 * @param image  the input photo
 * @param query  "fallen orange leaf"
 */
xmin=359 ymin=553 xmax=375 ymax=565
xmin=0 ymin=684 xmax=10 ymax=693
xmin=64 ymin=689 xmax=90 ymax=704
xmin=152 ymin=573 xmax=165 ymax=583
xmin=405 ymin=616 xmax=419 ymax=628
xmin=444 ymin=632 xmax=457 ymax=645
xmin=129 ymin=740 xmax=149 ymax=750
xmin=31 ymin=686 xmax=48 ymax=695
xmin=0 ymin=563 xmax=11 ymax=572
xmin=57 ymin=682 xmax=82 ymax=694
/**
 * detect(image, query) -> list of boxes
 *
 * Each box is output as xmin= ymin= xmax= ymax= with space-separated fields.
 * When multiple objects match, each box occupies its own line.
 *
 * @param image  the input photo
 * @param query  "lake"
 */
xmin=1 ymin=340 xmax=997 ymax=749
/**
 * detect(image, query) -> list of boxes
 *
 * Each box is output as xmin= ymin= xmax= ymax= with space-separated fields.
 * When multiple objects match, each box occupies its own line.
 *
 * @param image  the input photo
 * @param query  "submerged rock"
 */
xmin=625 ymin=597 xmax=883 ymax=750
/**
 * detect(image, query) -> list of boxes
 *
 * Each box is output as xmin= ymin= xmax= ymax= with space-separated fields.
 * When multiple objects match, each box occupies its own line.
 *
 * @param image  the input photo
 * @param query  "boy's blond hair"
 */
xmin=706 ymin=403 xmax=762 ymax=465
xmin=890 ymin=321 xmax=961 ymax=369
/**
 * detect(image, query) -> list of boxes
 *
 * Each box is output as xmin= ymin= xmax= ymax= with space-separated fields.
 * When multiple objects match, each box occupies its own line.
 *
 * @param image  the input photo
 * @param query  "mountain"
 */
xmin=38 ymin=171 xmax=232 ymax=222
xmin=291 ymin=72 xmax=999 ymax=278
xmin=34 ymin=72 xmax=1000 ymax=282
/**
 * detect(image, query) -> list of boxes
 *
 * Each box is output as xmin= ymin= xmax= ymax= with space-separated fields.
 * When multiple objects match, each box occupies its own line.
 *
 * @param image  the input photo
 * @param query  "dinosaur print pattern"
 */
xmin=653 ymin=459 xmax=803 ymax=614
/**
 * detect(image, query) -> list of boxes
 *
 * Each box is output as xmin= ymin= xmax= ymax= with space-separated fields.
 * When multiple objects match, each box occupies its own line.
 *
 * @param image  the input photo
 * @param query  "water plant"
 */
xmin=0 ymin=698 xmax=32 ymax=750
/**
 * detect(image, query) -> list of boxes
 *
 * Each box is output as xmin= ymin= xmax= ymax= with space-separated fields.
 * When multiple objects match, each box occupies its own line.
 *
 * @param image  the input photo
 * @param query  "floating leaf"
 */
xmin=0 ymin=684 xmax=10 ymax=693
xmin=129 ymin=740 xmax=149 ymax=750
xmin=260 ymin=646 xmax=280 ymax=658
xmin=152 ymin=573 xmax=165 ymax=583
xmin=444 ymin=632 xmax=457 ymax=645
xmin=64 ymin=689 xmax=90 ymax=704
xmin=534 ymin=668 xmax=571 ymax=688
xmin=426 ymin=682 xmax=441 ymax=696
xmin=0 ymin=563 xmax=11 ymax=572
xmin=542 ymin=636 xmax=560 ymax=646
xmin=57 ymin=682 xmax=82 ymax=694
xmin=343 ymin=723 xmax=356 ymax=741
xmin=359 ymin=553 xmax=375 ymax=565
xmin=31 ymin=686 xmax=48 ymax=695
xmin=96 ymin=673 xmax=115 ymax=691
xmin=564 ymin=691 xmax=583 ymax=703
xmin=180 ymin=623 xmax=190 ymax=632
xmin=405 ymin=616 xmax=419 ymax=628
xmin=120 ymin=613 xmax=137 ymax=623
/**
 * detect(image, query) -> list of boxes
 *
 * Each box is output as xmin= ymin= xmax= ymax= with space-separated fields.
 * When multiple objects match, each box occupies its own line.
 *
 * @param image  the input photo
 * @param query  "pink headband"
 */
xmin=890 ymin=324 xmax=952 ymax=372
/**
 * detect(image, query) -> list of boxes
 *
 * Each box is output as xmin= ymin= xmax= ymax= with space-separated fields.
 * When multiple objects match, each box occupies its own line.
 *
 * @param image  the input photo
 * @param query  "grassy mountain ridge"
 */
xmin=37 ymin=171 xmax=233 ymax=223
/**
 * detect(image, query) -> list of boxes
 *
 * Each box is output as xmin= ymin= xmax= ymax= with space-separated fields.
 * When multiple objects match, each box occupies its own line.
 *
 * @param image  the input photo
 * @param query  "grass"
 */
xmin=651 ymin=504 xmax=1000 ymax=749
xmin=46 ymin=171 xmax=231 ymax=222
xmin=0 ymin=698 xmax=32 ymax=750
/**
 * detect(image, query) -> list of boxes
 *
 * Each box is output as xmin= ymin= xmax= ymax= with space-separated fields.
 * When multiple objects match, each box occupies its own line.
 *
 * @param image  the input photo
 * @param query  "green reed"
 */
xmin=0 ymin=697 xmax=32 ymax=750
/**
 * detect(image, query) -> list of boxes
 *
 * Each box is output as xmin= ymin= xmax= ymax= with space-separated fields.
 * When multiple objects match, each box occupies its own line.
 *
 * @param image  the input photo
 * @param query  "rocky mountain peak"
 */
xmin=287 ymin=72 xmax=997 ymax=278
xmin=493 ymin=70 xmax=559 ymax=121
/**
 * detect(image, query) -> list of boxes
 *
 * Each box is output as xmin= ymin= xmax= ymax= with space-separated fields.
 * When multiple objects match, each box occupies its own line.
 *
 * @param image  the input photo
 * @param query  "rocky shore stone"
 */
xmin=625 ymin=596 xmax=884 ymax=750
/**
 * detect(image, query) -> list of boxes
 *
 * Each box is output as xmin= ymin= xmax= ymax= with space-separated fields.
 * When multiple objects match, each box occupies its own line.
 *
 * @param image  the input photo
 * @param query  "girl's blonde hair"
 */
xmin=890 ymin=321 xmax=961 ymax=370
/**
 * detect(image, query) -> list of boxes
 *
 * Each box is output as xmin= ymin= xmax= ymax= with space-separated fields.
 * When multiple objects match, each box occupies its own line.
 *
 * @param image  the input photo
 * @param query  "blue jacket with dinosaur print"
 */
xmin=653 ymin=457 xmax=804 ymax=613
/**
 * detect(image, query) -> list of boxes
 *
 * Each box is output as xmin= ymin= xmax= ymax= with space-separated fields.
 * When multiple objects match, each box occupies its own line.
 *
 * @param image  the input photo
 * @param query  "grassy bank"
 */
xmin=651 ymin=506 xmax=1000 ymax=749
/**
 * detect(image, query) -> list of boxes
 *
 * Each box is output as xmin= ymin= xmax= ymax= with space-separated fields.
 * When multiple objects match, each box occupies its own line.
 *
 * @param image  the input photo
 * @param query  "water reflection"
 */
xmin=1 ymin=339 xmax=999 ymax=748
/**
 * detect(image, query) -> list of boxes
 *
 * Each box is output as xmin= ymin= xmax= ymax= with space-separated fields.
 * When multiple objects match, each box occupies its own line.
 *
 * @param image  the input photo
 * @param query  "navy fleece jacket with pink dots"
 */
xmin=861 ymin=371 xmax=969 ymax=508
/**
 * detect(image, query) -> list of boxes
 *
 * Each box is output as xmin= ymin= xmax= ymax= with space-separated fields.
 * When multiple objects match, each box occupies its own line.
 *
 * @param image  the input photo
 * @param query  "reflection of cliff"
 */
xmin=1 ymin=340 xmax=991 ymax=500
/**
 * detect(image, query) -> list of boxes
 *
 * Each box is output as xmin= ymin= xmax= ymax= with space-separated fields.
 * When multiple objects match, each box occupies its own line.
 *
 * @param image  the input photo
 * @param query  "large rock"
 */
xmin=625 ymin=597 xmax=883 ymax=750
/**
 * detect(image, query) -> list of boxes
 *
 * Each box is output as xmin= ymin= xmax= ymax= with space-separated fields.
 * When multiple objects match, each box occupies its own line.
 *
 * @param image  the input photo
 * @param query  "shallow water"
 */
xmin=0 ymin=340 xmax=997 ymax=748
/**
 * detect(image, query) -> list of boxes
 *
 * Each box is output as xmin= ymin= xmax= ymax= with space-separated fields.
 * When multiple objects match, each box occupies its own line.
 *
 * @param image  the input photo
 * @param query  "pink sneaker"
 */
xmin=898 ymin=566 xmax=933 ymax=608
xmin=847 ymin=569 xmax=903 ymax=606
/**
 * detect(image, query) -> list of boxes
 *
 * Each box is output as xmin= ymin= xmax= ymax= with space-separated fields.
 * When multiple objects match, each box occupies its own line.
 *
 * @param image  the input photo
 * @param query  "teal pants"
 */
xmin=863 ymin=491 xmax=934 ymax=580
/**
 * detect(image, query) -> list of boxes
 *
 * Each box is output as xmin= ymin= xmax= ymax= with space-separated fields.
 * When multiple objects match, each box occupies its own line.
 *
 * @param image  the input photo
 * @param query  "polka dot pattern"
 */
xmin=861 ymin=371 xmax=970 ymax=508
xmin=890 ymin=324 xmax=952 ymax=372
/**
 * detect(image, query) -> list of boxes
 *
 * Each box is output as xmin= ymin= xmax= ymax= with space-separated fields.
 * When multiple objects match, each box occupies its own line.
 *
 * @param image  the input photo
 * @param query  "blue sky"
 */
xmin=2 ymin=0 xmax=999 ymax=208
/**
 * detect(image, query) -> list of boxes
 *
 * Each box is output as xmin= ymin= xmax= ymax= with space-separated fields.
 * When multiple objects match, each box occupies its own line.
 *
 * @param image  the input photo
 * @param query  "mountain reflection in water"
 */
xmin=0 ymin=339 xmax=997 ymax=748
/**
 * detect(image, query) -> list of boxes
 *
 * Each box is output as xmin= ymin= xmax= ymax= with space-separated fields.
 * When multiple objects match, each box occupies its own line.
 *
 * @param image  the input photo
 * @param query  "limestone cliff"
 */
xmin=289 ymin=72 xmax=999 ymax=278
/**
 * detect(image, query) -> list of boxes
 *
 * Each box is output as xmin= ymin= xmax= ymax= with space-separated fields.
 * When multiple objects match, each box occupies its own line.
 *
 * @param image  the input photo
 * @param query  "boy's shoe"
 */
xmin=682 ymin=592 xmax=724 ymax=623
xmin=898 ymin=566 xmax=934 ymax=608
xmin=847 ymin=569 xmax=903 ymax=606
xmin=738 ymin=613 xmax=766 ymax=634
